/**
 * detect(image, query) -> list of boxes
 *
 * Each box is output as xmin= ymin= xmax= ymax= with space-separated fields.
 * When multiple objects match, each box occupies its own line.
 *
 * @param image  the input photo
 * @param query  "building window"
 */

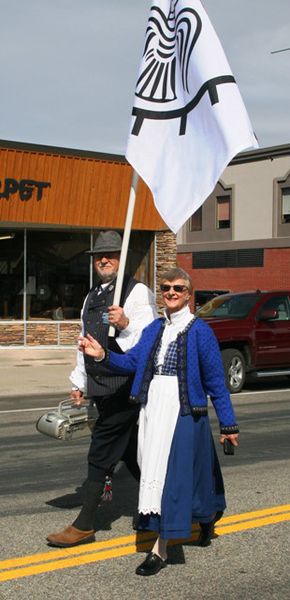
xmin=184 ymin=180 xmax=232 ymax=243
xmin=281 ymin=187 xmax=290 ymax=223
xmin=0 ymin=229 xmax=90 ymax=320
xmin=275 ymin=173 xmax=290 ymax=238
xmin=0 ymin=231 xmax=24 ymax=319
xmin=26 ymin=231 xmax=90 ymax=320
xmin=216 ymin=196 xmax=230 ymax=229
xmin=0 ymin=229 xmax=154 ymax=323
xmin=189 ymin=207 xmax=202 ymax=231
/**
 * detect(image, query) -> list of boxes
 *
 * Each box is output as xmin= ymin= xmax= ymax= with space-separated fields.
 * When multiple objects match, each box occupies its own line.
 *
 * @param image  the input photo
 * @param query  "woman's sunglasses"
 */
xmin=160 ymin=284 xmax=188 ymax=293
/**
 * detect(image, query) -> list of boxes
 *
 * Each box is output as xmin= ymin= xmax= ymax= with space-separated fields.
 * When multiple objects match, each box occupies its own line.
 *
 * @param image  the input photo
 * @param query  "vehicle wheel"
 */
xmin=221 ymin=349 xmax=246 ymax=393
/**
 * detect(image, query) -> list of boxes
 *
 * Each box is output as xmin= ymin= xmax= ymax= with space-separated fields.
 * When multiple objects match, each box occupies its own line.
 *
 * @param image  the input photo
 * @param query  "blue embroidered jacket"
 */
xmin=106 ymin=317 xmax=238 ymax=434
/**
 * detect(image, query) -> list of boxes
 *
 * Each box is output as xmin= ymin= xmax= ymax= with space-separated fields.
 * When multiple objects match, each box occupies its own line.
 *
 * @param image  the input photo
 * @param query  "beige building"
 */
xmin=177 ymin=144 xmax=290 ymax=307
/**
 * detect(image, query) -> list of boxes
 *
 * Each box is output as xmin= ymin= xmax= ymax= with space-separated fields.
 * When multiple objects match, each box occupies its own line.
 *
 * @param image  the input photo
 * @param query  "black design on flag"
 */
xmin=132 ymin=1 xmax=235 ymax=136
xmin=136 ymin=2 xmax=201 ymax=102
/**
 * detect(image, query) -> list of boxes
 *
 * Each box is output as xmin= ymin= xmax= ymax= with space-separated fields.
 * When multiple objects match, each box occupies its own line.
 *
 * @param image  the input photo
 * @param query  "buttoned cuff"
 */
xmin=220 ymin=425 xmax=239 ymax=435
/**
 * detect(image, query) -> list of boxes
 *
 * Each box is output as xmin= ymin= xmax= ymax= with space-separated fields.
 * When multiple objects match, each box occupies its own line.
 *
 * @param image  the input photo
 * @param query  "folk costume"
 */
xmin=105 ymin=305 xmax=239 ymax=539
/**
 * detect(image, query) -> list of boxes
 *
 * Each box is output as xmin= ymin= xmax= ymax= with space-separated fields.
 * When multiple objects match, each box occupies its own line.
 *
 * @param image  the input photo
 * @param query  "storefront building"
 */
xmin=0 ymin=139 xmax=168 ymax=346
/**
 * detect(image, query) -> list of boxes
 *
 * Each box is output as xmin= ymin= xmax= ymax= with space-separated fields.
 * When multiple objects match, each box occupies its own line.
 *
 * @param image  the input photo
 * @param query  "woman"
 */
xmin=78 ymin=267 xmax=239 ymax=576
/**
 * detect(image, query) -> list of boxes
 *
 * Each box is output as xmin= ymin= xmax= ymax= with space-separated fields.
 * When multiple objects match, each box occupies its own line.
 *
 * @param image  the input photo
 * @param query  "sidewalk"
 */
xmin=0 ymin=347 xmax=77 ymax=399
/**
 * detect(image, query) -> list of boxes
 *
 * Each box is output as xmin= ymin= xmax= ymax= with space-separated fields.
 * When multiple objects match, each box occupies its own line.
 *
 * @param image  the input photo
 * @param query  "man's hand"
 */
xmin=78 ymin=334 xmax=105 ymax=360
xmin=70 ymin=389 xmax=85 ymax=406
xmin=107 ymin=305 xmax=129 ymax=331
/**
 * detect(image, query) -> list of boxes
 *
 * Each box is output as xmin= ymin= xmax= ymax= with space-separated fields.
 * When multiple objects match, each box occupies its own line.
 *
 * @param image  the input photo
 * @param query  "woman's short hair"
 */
xmin=160 ymin=267 xmax=193 ymax=294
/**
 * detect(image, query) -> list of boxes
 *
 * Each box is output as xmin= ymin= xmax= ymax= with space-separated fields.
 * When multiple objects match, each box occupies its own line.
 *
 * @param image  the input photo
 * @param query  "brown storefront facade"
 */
xmin=0 ymin=139 xmax=172 ymax=347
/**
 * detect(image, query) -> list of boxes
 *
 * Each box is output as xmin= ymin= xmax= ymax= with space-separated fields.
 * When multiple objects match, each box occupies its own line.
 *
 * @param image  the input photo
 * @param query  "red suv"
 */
xmin=196 ymin=290 xmax=290 ymax=393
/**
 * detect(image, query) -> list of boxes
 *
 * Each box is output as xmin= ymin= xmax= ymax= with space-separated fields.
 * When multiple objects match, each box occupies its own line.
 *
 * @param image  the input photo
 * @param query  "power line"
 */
xmin=271 ymin=47 xmax=290 ymax=54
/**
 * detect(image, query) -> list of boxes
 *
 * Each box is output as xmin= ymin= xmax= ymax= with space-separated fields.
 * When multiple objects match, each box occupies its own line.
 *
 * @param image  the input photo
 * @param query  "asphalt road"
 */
xmin=0 ymin=387 xmax=289 ymax=600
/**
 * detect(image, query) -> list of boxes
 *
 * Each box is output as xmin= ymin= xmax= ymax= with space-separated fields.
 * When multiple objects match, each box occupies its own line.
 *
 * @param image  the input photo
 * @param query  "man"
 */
xmin=47 ymin=230 xmax=157 ymax=547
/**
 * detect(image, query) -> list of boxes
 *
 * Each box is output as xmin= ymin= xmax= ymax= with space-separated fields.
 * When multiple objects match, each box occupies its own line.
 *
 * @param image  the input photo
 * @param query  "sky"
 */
xmin=0 ymin=0 xmax=289 ymax=155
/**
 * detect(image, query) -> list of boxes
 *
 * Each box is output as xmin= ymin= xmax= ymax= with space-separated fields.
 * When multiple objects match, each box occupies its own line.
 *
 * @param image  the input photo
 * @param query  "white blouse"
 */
xmin=156 ymin=305 xmax=194 ymax=367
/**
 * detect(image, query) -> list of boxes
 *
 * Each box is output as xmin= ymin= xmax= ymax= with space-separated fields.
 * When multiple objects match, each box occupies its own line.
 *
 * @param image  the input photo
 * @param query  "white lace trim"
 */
xmin=138 ymin=479 xmax=163 ymax=515
xmin=139 ymin=508 xmax=161 ymax=515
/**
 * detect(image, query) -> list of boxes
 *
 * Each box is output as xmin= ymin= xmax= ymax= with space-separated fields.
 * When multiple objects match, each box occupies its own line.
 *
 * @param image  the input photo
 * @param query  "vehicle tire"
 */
xmin=221 ymin=348 xmax=246 ymax=393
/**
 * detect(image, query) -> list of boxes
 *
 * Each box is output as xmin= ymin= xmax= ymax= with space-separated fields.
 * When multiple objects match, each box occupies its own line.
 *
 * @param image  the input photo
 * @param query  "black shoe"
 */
xmin=196 ymin=511 xmax=224 ymax=547
xmin=135 ymin=552 xmax=167 ymax=576
xmin=214 ymin=510 xmax=224 ymax=524
xmin=196 ymin=522 xmax=213 ymax=547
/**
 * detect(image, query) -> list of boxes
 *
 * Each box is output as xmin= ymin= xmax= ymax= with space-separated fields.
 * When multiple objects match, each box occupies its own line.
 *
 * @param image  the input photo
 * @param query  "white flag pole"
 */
xmin=108 ymin=169 xmax=139 ymax=337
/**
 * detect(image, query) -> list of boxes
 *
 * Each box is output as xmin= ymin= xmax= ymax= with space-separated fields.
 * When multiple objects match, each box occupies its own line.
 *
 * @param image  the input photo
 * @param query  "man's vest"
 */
xmin=83 ymin=274 xmax=137 ymax=397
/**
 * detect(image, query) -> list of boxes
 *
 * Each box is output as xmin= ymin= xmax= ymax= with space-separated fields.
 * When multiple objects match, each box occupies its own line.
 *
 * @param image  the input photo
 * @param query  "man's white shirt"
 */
xmin=69 ymin=282 xmax=158 ymax=392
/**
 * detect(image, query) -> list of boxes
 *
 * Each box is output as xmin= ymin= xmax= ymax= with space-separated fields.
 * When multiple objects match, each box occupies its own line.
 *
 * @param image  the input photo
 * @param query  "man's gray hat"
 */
xmin=86 ymin=230 xmax=122 ymax=255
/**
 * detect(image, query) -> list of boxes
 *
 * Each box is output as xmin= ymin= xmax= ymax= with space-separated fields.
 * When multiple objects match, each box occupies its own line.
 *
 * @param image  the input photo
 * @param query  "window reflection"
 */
xmin=27 ymin=231 xmax=90 ymax=320
xmin=0 ymin=231 xmax=24 ymax=319
xmin=0 ymin=229 xmax=90 ymax=320
xmin=189 ymin=207 xmax=202 ymax=231
xmin=281 ymin=187 xmax=290 ymax=223
xmin=216 ymin=196 xmax=230 ymax=229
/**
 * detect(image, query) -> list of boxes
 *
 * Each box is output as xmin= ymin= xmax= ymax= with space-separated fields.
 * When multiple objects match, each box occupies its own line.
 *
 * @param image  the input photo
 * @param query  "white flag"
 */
xmin=126 ymin=0 xmax=258 ymax=233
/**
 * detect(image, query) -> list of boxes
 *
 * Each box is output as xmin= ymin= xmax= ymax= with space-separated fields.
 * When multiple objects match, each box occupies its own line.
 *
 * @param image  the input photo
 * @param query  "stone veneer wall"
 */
xmin=155 ymin=231 xmax=177 ymax=312
xmin=0 ymin=321 xmax=81 ymax=346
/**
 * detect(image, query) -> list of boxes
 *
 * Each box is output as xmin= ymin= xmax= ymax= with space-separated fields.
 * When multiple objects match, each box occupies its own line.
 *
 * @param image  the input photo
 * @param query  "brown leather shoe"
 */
xmin=46 ymin=525 xmax=95 ymax=547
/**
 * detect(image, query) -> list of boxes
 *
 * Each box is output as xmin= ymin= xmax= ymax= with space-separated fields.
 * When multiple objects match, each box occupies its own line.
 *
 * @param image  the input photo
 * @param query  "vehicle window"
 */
xmin=196 ymin=293 xmax=260 ymax=318
xmin=260 ymin=296 xmax=290 ymax=321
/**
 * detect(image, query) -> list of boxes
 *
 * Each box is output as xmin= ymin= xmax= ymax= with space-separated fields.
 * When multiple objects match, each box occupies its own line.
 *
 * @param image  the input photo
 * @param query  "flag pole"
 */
xmin=108 ymin=169 xmax=139 ymax=337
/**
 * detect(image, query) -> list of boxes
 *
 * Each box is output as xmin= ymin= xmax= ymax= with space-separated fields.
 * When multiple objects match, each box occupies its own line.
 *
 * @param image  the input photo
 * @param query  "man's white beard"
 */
xmin=98 ymin=271 xmax=118 ymax=284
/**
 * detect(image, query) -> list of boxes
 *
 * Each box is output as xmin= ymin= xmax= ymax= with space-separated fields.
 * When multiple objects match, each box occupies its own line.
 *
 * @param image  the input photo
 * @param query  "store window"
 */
xmin=26 ymin=231 xmax=90 ymax=320
xmin=0 ymin=229 xmax=91 ymax=320
xmin=0 ymin=228 xmax=154 ymax=323
xmin=0 ymin=231 xmax=24 ymax=319
xmin=216 ymin=196 xmax=230 ymax=229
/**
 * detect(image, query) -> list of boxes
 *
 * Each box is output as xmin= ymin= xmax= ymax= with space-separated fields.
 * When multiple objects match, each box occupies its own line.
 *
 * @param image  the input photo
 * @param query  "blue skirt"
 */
xmin=138 ymin=412 xmax=226 ymax=539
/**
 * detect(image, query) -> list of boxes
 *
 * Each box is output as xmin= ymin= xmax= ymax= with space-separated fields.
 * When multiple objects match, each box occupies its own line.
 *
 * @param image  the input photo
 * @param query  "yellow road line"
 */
xmin=1 ymin=504 xmax=289 ymax=571
xmin=218 ymin=503 xmax=290 ymax=524
xmin=0 ymin=531 xmax=157 ymax=570
xmin=0 ymin=541 xmax=152 ymax=582
xmin=215 ymin=511 xmax=290 ymax=535
xmin=0 ymin=505 xmax=289 ymax=582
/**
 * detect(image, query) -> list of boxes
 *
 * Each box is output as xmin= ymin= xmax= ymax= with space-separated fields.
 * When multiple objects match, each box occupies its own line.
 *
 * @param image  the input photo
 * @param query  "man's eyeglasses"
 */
xmin=160 ymin=284 xmax=188 ymax=293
